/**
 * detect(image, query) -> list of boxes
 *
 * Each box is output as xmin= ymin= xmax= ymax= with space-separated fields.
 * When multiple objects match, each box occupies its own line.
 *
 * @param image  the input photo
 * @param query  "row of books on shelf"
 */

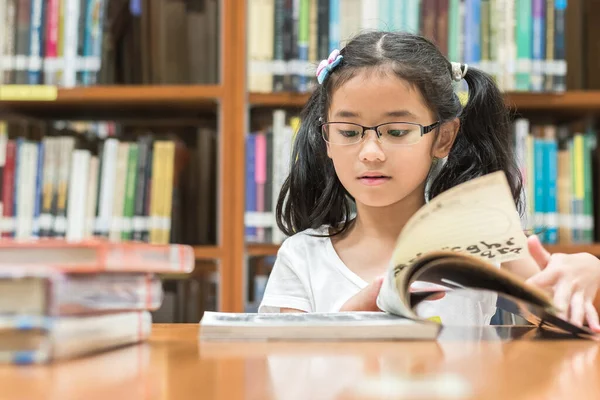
xmin=0 ymin=0 xmax=106 ymax=86
xmin=245 ymin=110 xmax=298 ymax=244
xmin=0 ymin=121 xmax=217 ymax=245
xmin=0 ymin=0 xmax=219 ymax=86
xmin=517 ymin=118 xmax=597 ymax=245
xmin=0 ymin=239 xmax=194 ymax=364
xmin=244 ymin=115 xmax=600 ymax=246
xmin=248 ymin=0 xmax=568 ymax=94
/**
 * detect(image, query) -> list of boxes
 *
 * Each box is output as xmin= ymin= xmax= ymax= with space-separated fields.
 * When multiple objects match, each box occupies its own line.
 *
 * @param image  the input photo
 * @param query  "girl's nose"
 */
xmin=358 ymin=130 xmax=386 ymax=162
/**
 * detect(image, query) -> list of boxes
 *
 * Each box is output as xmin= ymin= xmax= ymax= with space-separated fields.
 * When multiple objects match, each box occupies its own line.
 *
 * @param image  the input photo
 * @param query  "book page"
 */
xmin=377 ymin=172 xmax=529 ymax=316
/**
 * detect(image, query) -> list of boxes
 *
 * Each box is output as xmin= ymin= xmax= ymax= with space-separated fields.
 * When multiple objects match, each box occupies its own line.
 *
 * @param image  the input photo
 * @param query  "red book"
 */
xmin=0 ymin=238 xmax=195 ymax=273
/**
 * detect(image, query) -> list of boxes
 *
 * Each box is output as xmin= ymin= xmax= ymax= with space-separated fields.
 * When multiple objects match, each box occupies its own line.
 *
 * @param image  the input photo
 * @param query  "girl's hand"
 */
xmin=339 ymin=277 xmax=445 ymax=312
xmin=339 ymin=277 xmax=385 ymax=312
xmin=526 ymin=235 xmax=600 ymax=332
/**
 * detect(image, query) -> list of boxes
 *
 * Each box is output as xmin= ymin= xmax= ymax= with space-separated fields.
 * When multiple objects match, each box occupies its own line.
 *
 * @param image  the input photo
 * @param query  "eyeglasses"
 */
xmin=320 ymin=121 xmax=440 ymax=146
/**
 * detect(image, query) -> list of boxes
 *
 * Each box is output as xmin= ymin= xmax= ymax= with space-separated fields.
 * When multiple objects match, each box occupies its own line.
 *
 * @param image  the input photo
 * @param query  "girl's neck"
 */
xmin=350 ymin=184 xmax=426 ymax=242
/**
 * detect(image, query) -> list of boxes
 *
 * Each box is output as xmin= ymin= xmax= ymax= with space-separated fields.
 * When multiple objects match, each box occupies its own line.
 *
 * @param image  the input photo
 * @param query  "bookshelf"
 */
xmin=3 ymin=1 xmax=600 ymax=316
xmin=0 ymin=0 xmax=247 ymax=314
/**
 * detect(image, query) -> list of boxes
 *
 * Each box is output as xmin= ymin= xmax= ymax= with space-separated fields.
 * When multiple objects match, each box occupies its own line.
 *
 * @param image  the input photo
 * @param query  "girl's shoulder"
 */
xmin=277 ymin=225 xmax=332 ymax=259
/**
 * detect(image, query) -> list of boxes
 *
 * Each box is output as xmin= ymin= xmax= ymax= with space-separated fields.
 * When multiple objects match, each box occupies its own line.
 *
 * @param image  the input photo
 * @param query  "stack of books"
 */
xmin=0 ymin=239 xmax=194 ymax=364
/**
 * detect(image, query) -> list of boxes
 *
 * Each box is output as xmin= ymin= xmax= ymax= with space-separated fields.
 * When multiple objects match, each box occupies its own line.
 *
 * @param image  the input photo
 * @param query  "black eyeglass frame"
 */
xmin=319 ymin=120 xmax=441 ymax=145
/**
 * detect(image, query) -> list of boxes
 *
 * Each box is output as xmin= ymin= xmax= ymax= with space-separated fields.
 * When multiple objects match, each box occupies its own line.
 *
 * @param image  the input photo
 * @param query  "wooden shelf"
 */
xmin=247 ymin=243 xmax=280 ymax=256
xmin=545 ymin=244 xmax=600 ymax=257
xmin=249 ymin=91 xmax=600 ymax=116
xmin=247 ymin=243 xmax=600 ymax=258
xmin=0 ymin=85 xmax=224 ymax=120
xmin=193 ymin=245 xmax=223 ymax=260
xmin=249 ymin=92 xmax=309 ymax=108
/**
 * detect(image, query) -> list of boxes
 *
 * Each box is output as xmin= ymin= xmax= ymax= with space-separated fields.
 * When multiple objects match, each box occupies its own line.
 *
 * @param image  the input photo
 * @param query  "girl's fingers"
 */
xmin=584 ymin=301 xmax=600 ymax=333
xmin=569 ymin=290 xmax=585 ymax=327
xmin=526 ymin=265 xmax=561 ymax=289
xmin=553 ymin=281 xmax=573 ymax=319
xmin=527 ymin=235 xmax=552 ymax=269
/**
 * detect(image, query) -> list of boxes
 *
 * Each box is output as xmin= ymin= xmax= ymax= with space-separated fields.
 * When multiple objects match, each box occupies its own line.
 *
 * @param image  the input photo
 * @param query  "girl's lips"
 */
xmin=358 ymin=176 xmax=391 ymax=186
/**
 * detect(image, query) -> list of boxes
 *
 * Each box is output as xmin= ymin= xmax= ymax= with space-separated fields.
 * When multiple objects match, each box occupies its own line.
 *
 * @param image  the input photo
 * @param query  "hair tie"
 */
xmin=316 ymin=49 xmax=343 ymax=84
xmin=451 ymin=62 xmax=468 ymax=81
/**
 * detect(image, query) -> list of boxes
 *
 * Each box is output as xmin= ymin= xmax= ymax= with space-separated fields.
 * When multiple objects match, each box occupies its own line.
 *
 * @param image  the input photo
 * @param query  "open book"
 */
xmin=200 ymin=172 xmax=595 ymax=340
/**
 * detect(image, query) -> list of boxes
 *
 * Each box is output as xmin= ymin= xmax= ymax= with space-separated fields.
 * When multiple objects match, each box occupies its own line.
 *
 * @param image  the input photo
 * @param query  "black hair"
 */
xmin=276 ymin=31 xmax=523 ymax=237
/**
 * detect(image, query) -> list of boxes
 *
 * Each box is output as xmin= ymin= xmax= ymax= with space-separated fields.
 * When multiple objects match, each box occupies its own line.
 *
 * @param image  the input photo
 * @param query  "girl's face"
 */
xmin=326 ymin=69 xmax=458 ymax=209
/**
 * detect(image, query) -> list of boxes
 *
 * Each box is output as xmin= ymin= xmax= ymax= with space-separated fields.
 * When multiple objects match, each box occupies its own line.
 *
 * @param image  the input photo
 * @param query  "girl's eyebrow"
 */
xmin=333 ymin=110 xmax=360 ymax=118
xmin=384 ymin=110 xmax=418 ymax=119
xmin=332 ymin=110 xmax=418 ymax=119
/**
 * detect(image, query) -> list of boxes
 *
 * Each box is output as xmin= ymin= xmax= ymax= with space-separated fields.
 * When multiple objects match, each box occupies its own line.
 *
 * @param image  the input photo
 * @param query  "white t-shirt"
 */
xmin=259 ymin=226 xmax=498 ymax=326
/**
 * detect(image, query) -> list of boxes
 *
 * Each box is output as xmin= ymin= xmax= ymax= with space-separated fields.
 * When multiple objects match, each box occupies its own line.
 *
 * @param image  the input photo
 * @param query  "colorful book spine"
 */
xmin=531 ymin=0 xmax=545 ymax=91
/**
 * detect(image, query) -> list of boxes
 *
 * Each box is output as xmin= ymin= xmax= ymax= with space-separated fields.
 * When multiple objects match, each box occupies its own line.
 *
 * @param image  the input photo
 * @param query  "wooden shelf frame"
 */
xmin=249 ymin=90 xmax=600 ymax=114
xmin=0 ymin=85 xmax=224 ymax=120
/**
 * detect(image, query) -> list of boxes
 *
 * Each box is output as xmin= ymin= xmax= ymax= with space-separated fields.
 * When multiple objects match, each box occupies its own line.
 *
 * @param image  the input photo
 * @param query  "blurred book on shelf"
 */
xmin=0 ymin=120 xmax=217 ymax=246
xmin=0 ymin=0 xmax=219 ymax=87
xmin=515 ymin=117 xmax=598 ymax=246
xmin=246 ymin=0 xmax=600 ymax=93
xmin=244 ymin=110 xmax=298 ymax=245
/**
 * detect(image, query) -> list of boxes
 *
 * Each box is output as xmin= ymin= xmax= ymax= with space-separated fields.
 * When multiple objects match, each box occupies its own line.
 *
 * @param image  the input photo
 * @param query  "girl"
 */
xmin=258 ymin=31 xmax=600 ymax=331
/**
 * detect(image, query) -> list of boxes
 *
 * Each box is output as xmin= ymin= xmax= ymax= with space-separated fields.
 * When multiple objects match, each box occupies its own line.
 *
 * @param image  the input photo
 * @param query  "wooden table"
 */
xmin=1 ymin=324 xmax=599 ymax=400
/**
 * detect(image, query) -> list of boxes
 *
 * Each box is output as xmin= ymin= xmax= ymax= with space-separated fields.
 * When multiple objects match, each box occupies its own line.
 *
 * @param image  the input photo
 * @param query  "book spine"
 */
xmin=516 ymin=0 xmax=532 ymax=90
xmin=328 ymin=0 xmax=340 ymax=51
xmin=533 ymin=137 xmax=545 ymax=240
xmin=405 ymin=0 xmax=420 ymax=34
xmin=14 ymin=0 xmax=31 ymax=84
xmin=122 ymin=143 xmax=138 ymax=241
xmin=447 ymin=0 xmax=461 ymax=62
xmin=556 ymin=139 xmax=571 ymax=244
xmin=545 ymin=135 xmax=558 ymax=244
xmin=132 ymin=138 xmax=149 ymax=242
xmin=39 ymin=137 xmax=56 ymax=237
xmin=572 ymin=134 xmax=584 ymax=243
xmin=463 ymin=0 xmax=481 ymax=68
xmin=553 ymin=0 xmax=567 ymax=91
xmin=28 ymin=0 xmax=44 ymax=84
xmin=0 ymin=0 xmax=5 ymax=84
xmin=52 ymin=137 xmax=75 ymax=238
xmin=96 ymin=138 xmax=118 ymax=238
xmin=31 ymin=141 xmax=44 ymax=238
xmin=85 ymin=155 xmax=99 ymax=238
xmin=110 ymin=142 xmax=129 ymax=242
xmin=62 ymin=0 xmax=80 ymax=87
xmin=13 ymin=138 xmax=23 ymax=238
xmin=544 ymin=0 xmax=555 ymax=91
xmin=531 ymin=0 xmax=545 ymax=91
xmin=480 ymin=0 xmax=490 ymax=74
xmin=44 ymin=0 xmax=59 ymax=83
xmin=7 ymin=311 xmax=152 ymax=364
xmin=141 ymin=142 xmax=153 ymax=243
xmin=66 ymin=150 xmax=90 ymax=241
xmin=245 ymin=135 xmax=257 ymax=241
xmin=436 ymin=0 xmax=449 ymax=56
xmin=583 ymin=132 xmax=595 ymax=243
xmin=273 ymin=0 xmax=286 ymax=91
xmin=51 ymin=273 xmax=163 ymax=315
xmin=0 ymin=124 xmax=6 ymax=236
xmin=2 ymin=141 xmax=15 ymax=238
xmin=161 ymin=142 xmax=175 ymax=244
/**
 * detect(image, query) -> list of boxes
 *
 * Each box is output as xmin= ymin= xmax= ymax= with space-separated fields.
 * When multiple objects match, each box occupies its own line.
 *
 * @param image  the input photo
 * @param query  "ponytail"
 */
xmin=428 ymin=67 xmax=524 ymax=214
xmin=276 ymin=88 xmax=354 ymax=237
